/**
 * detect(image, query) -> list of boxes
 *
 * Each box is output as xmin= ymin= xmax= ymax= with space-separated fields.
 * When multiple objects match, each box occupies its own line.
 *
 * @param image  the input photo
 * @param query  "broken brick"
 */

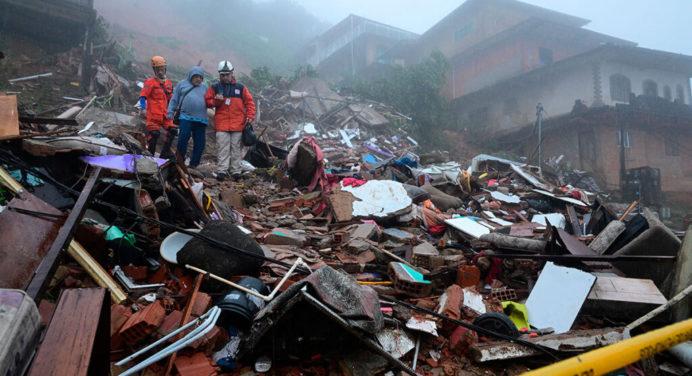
xmin=122 ymin=265 xmax=148 ymax=281
xmin=449 ymin=325 xmax=478 ymax=356
xmin=157 ymin=310 xmax=183 ymax=338
xmin=174 ymin=352 xmax=218 ymax=376
xmin=119 ymin=300 xmax=165 ymax=344
xmin=456 ymin=265 xmax=480 ymax=288
xmin=190 ymin=292 xmax=211 ymax=317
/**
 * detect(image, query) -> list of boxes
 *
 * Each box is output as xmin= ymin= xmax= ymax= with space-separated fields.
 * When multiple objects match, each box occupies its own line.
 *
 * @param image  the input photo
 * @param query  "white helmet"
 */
xmin=217 ymin=60 xmax=233 ymax=73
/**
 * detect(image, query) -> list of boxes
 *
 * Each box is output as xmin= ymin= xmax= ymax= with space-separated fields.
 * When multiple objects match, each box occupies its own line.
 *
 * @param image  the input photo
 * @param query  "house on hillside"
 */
xmin=0 ymin=0 xmax=95 ymax=47
xmin=300 ymin=14 xmax=418 ymax=82
xmin=305 ymin=0 xmax=692 ymax=211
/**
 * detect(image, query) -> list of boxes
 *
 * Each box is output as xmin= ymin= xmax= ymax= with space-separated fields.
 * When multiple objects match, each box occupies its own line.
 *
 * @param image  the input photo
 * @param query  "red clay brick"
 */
xmin=449 ymin=325 xmax=478 ymax=356
xmin=456 ymin=265 xmax=480 ymax=288
xmin=157 ymin=310 xmax=183 ymax=338
xmin=174 ymin=352 xmax=218 ymax=376
xmin=119 ymin=300 xmax=165 ymax=344
xmin=190 ymin=292 xmax=211 ymax=317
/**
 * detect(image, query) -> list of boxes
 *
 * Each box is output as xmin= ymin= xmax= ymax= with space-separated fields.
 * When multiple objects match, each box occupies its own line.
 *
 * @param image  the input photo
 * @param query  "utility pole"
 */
xmin=536 ymin=103 xmax=544 ymax=177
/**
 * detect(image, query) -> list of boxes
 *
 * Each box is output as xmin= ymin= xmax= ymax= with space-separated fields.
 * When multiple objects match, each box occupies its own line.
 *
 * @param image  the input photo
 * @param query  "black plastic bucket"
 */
xmin=217 ymin=277 xmax=270 ymax=328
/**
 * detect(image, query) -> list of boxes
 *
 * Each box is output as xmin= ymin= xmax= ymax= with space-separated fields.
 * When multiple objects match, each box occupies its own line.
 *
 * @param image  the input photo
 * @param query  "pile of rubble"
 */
xmin=1 ymin=73 xmax=692 ymax=376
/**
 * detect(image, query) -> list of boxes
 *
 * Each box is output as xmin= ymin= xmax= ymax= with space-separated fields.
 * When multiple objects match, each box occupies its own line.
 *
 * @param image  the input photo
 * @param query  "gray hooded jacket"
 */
xmin=167 ymin=66 xmax=209 ymax=124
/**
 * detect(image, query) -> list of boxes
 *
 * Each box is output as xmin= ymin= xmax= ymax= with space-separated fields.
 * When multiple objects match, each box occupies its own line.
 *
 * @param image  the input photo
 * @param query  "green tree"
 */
xmin=352 ymin=51 xmax=451 ymax=143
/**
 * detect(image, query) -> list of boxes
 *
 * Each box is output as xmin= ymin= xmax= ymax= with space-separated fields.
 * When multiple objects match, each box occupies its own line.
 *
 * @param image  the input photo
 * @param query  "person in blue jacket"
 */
xmin=167 ymin=66 xmax=209 ymax=168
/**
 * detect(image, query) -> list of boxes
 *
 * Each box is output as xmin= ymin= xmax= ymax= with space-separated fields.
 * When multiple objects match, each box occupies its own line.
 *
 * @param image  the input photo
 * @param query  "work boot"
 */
xmin=216 ymin=172 xmax=227 ymax=182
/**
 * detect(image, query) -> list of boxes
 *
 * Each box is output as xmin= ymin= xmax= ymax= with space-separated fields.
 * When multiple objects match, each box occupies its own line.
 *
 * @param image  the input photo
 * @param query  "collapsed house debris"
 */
xmin=1 ymin=60 xmax=692 ymax=376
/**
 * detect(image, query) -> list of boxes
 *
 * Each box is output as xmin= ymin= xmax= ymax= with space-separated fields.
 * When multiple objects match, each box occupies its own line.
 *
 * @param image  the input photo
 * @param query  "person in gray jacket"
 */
xmin=167 ymin=66 xmax=208 ymax=167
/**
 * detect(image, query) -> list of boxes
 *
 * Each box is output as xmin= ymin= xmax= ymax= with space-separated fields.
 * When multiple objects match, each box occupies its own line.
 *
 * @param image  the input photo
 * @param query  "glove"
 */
xmin=167 ymin=127 xmax=179 ymax=136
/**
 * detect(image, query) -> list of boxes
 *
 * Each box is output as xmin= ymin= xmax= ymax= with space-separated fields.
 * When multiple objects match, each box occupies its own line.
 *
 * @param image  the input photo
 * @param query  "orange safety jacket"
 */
xmin=140 ymin=77 xmax=173 ymax=128
xmin=205 ymin=80 xmax=255 ymax=132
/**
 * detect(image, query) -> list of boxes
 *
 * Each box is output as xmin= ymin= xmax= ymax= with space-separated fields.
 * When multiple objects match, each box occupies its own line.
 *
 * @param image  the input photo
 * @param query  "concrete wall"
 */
xmin=539 ymin=121 xmax=692 ymax=194
xmin=601 ymin=62 xmax=691 ymax=105
xmin=463 ymin=64 xmax=595 ymax=134
xmin=456 ymin=59 xmax=692 ymax=137
xmin=443 ymin=36 xmax=592 ymax=99
xmin=417 ymin=2 xmax=530 ymax=64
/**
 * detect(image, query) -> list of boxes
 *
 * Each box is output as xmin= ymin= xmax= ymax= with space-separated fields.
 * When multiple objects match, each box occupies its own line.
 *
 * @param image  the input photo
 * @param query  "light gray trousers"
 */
xmin=216 ymin=131 xmax=243 ymax=174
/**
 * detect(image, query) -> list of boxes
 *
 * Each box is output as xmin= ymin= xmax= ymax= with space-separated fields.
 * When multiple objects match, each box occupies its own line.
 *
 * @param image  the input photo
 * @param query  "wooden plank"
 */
xmin=28 ymin=288 xmax=110 ymax=376
xmin=18 ymin=116 xmax=78 ymax=126
xmin=26 ymin=167 xmax=101 ymax=301
xmin=587 ymin=276 xmax=667 ymax=305
xmin=565 ymin=204 xmax=582 ymax=236
xmin=0 ymin=95 xmax=19 ymax=137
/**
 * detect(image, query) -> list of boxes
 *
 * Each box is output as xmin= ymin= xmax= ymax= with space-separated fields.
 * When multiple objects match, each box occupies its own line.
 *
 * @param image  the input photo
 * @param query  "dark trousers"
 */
xmin=147 ymin=127 xmax=177 ymax=157
xmin=176 ymin=119 xmax=206 ymax=167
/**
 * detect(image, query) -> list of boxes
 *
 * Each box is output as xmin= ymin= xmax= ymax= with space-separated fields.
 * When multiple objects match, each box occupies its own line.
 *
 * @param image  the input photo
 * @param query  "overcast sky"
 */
xmin=291 ymin=0 xmax=692 ymax=56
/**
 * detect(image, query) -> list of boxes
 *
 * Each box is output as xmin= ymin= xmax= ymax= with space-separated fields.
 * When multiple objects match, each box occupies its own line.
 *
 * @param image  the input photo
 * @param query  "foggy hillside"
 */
xmin=94 ymin=0 xmax=329 ymax=76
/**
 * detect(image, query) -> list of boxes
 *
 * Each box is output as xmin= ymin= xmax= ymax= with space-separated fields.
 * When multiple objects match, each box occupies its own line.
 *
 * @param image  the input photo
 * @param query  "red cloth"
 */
xmin=140 ymin=77 xmax=173 ymax=131
xmin=204 ymin=79 xmax=255 ymax=132
xmin=428 ymin=225 xmax=446 ymax=235
xmin=472 ymin=251 xmax=503 ymax=284
xmin=342 ymin=177 xmax=367 ymax=187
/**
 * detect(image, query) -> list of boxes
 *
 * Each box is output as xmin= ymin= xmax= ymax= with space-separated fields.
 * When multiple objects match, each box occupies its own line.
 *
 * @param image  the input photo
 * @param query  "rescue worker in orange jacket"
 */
xmin=140 ymin=56 xmax=176 ymax=157
xmin=205 ymin=61 xmax=255 ymax=181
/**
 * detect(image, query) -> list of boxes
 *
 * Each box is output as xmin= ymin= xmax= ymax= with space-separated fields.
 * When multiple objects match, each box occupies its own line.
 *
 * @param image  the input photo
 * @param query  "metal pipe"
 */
xmin=8 ymin=72 xmax=53 ymax=84
xmin=536 ymin=103 xmax=543 ymax=177
xmin=186 ymin=257 xmax=309 ymax=302
xmin=411 ymin=335 xmax=420 ymax=373
xmin=115 ymin=307 xmax=218 ymax=366
xmin=117 ymin=306 xmax=221 ymax=375
xmin=112 ymin=265 xmax=165 ymax=293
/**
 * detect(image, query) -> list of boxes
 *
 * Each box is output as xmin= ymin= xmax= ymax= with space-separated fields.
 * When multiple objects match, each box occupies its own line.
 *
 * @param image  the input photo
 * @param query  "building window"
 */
xmin=539 ymin=47 xmax=553 ymax=66
xmin=617 ymin=130 xmax=631 ymax=148
xmin=454 ymin=23 xmax=472 ymax=42
xmin=677 ymin=85 xmax=686 ymax=103
xmin=376 ymin=45 xmax=387 ymax=58
xmin=609 ymin=74 xmax=631 ymax=102
xmin=664 ymin=133 xmax=680 ymax=156
xmin=643 ymin=80 xmax=658 ymax=97
xmin=663 ymin=86 xmax=672 ymax=101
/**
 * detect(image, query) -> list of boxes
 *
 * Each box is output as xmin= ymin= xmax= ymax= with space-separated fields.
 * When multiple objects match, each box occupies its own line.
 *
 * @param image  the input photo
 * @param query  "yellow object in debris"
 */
xmin=67 ymin=241 xmax=128 ymax=304
xmin=502 ymin=301 xmax=530 ymax=330
xmin=459 ymin=170 xmax=471 ymax=193
xmin=522 ymin=318 xmax=692 ymax=376
xmin=0 ymin=166 xmax=24 ymax=193
xmin=70 ymin=82 xmax=80 ymax=87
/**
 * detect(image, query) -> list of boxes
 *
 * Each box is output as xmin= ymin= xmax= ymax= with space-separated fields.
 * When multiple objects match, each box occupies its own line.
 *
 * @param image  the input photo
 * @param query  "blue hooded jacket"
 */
xmin=167 ymin=66 xmax=209 ymax=124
